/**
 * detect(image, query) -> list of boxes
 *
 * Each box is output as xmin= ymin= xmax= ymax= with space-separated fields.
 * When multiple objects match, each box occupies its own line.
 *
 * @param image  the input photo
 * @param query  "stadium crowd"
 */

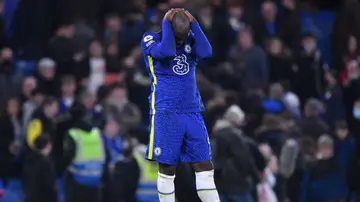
xmin=0 ymin=0 xmax=360 ymax=201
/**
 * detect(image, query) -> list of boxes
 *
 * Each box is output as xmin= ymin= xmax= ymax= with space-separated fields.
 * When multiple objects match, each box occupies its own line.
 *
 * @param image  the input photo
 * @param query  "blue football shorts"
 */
xmin=145 ymin=112 xmax=212 ymax=165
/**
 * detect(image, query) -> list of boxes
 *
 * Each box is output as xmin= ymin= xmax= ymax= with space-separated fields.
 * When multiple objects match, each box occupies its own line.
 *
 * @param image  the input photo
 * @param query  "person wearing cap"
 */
xmin=300 ymin=134 xmax=350 ymax=202
xmin=23 ymin=134 xmax=57 ymax=202
xmin=36 ymin=58 xmax=60 ymax=97
xmin=62 ymin=103 xmax=106 ymax=202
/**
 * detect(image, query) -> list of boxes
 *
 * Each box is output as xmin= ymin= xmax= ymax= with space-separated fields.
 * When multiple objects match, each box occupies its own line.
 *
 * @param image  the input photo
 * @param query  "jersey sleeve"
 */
xmin=140 ymin=21 xmax=176 ymax=59
xmin=191 ymin=22 xmax=212 ymax=60
xmin=141 ymin=32 xmax=159 ymax=56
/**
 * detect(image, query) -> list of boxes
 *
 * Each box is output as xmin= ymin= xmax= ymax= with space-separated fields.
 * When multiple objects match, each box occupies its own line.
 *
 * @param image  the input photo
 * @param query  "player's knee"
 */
xmin=191 ymin=160 xmax=213 ymax=172
xmin=159 ymin=163 xmax=176 ymax=175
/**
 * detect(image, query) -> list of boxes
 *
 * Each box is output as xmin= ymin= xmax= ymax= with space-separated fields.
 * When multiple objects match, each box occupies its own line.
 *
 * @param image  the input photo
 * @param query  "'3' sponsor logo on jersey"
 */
xmin=172 ymin=54 xmax=189 ymax=75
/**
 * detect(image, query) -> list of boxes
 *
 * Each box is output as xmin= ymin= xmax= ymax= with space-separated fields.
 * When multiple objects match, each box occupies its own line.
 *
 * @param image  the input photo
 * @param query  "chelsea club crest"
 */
xmin=184 ymin=44 xmax=191 ymax=54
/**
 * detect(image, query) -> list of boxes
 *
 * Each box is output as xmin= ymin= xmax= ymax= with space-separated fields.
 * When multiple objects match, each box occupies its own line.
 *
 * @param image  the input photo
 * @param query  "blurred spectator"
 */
xmin=103 ymin=83 xmax=141 ymax=136
xmin=26 ymin=97 xmax=59 ymax=169
xmin=102 ymin=118 xmax=123 ymax=202
xmin=343 ymin=62 xmax=360 ymax=133
xmin=334 ymin=121 xmax=355 ymax=168
xmin=104 ymin=14 xmax=122 ymax=44
xmin=116 ymin=138 xmax=140 ymax=202
xmin=0 ymin=98 xmax=23 ymax=184
xmin=294 ymin=34 xmax=325 ymax=105
xmin=0 ymin=48 xmax=20 ymax=112
xmin=22 ymin=89 xmax=45 ymax=129
xmin=338 ymin=36 xmax=360 ymax=80
xmin=59 ymin=75 xmax=77 ymax=114
xmin=300 ymin=135 xmax=349 ymax=202
xmin=73 ymin=19 xmax=96 ymax=53
xmin=23 ymin=134 xmax=57 ymax=202
xmin=72 ymin=40 xmax=103 ymax=93
xmin=229 ymin=27 xmax=268 ymax=90
xmin=105 ymin=42 xmax=123 ymax=74
xmin=262 ymin=83 xmax=286 ymax=115
xmin=76 ymin=91 xmax=104 ymax=128
xmin=48 ymin=24 xmax=76 ymax=76
xmin=347 ymin=100 xmax=360 ymax=200
xmin=278 ymin=0 xmax=301 ymax=53
xmin=322 ymin=71 xmax=345 ymax=127
xmin=36 ymin=58 xmax=60 ymax=97
xmin=266 ymin=38 xmax=294 ymax=84
xmin=256 ymin=114 xmax=288 ymax=157
xmin=298 ymin=98 xmax=329 ymax=140
xmin=226 ymin=0 xmax=247 ymax=43
xmin=212 ymin=105 xmax=263 ymax=202
xmin=19 ymin=77 xmax=37 ymax=104
xmin=86 ymin=40 xmax=106 ymax=94
xmin=253 ymin=1 xmax=280 ymax=45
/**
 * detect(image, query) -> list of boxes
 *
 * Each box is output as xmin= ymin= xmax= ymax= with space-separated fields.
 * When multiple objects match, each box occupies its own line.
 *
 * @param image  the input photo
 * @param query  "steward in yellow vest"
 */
xmin=63 ymin=114 xmax=106 ymax=202
xmin=134 ymin=149 xmax=159 ymax=202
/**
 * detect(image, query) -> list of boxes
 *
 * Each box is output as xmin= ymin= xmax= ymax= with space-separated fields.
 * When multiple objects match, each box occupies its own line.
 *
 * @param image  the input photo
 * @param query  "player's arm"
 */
xmin=141 ymin=11 xmax=177 ymax=59
xmin=184 ymin=10 xmax=212 ymax=60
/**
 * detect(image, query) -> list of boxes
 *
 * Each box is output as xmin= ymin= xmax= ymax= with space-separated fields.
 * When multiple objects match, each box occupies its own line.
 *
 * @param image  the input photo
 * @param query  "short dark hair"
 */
xmin=61 ymin=75 xmax=75 ymax=84
xmin=43 ymin=96 xmax=58 ymax=106
xmin=172 ymin=12 xmax=190 ymax=40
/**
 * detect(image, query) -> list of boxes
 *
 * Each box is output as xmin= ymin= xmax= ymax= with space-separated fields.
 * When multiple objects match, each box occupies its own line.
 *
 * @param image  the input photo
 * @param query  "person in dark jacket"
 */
xmin=23 ymin=134 xmax=57 ymax=202
xmin=0 ymin=98 xmax=23 ymax=183
xmin=26 ymin=97 xmax=60 ymax=172
xmin=300 ymin=135 xmax=351 ymax=202
xmin=298 ymin=98 xmax=329 ymax=141
xmin=211 ymin=105 xmax=266 ymax=202
xmin=113 ymin=138 xmax=140 ymax=202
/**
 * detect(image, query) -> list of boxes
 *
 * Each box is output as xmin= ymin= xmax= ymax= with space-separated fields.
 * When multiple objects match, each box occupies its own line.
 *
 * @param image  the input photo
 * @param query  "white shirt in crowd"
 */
xmin=88 ymin=57 xmax=106 ymax=95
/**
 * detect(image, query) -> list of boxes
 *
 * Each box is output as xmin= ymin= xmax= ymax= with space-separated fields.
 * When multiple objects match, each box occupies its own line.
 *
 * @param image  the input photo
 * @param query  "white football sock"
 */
xmin=158 ymin=172 xmax=175 ymax=202
xmin=196 ymin=170 xmax=220 ymax=202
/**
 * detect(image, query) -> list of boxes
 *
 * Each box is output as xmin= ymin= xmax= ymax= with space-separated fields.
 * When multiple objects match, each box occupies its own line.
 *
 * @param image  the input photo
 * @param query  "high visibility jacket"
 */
xmin=68 ymin=128 xmax=105 ymax=186
xmin=134 ymin=151 xmax=159 ymax=202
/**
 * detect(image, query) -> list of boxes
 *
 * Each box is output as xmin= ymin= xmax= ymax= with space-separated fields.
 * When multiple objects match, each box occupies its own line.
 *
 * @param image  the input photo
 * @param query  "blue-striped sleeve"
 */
xmin=191 ymin=22 xmax=212 ymax=60
xmin=141 ymin=21 xmax=176 ymax=59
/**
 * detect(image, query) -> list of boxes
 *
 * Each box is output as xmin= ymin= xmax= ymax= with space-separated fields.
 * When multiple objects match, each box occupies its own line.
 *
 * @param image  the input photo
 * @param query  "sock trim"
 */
xmin=158 ymin=190 xmax=175 ymax=195
xmin=158 ymin=172 xmax=175 ymax=179
xmin=197 ymin=188 xmax=217 ymax=192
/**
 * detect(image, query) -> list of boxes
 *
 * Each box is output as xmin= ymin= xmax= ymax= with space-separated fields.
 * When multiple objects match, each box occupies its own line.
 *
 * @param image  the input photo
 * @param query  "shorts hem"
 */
xmin=145 ymin=158 xmax=178 ymax=166
xmin=181 ymin=157 xmax=212 ymax=164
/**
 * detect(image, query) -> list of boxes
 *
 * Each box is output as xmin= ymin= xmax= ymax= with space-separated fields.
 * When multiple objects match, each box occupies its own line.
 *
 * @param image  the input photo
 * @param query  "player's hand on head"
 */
xmin=163 ymin=8 xmax=185 ymax=21
xmin=183 ymin=10 xmax=196 ymax=23
xmin=163 ymin=9 xmax=177 ymax=21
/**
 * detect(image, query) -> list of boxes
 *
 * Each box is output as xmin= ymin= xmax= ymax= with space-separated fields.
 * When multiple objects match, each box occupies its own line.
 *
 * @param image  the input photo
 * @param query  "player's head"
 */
xmin=171 ymin=12 xmax=190 ymax=43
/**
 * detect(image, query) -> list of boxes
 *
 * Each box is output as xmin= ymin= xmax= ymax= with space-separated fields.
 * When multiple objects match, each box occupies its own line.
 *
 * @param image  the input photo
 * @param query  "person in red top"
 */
xmin=340 ymin=36 xmax=360 ymax=84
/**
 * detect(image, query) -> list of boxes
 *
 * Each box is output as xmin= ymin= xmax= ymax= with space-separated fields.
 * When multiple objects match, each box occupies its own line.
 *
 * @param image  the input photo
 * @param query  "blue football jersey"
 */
xmin=141 ymin=31 xmax=205 ymax=114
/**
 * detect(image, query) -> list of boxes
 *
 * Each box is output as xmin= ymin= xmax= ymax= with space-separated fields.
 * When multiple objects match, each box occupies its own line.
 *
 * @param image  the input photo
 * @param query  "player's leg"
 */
xmin=145 ymin=113 xmax=185 ymax=202
xmin=181 ymin=113 xmax=220 ymax=202
xmin=158 ymin=163 xmax=176 ymax=202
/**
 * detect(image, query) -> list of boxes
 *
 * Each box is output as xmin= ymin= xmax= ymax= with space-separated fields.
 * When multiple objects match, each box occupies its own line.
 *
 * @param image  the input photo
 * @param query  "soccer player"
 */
xmin=140 ymin=8 xmax=220 ymax=202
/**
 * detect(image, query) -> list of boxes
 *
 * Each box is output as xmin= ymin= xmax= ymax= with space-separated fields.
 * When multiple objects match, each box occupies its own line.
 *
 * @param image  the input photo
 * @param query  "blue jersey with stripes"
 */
xmin=141 ymin=31 xmax=205 ymax=114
